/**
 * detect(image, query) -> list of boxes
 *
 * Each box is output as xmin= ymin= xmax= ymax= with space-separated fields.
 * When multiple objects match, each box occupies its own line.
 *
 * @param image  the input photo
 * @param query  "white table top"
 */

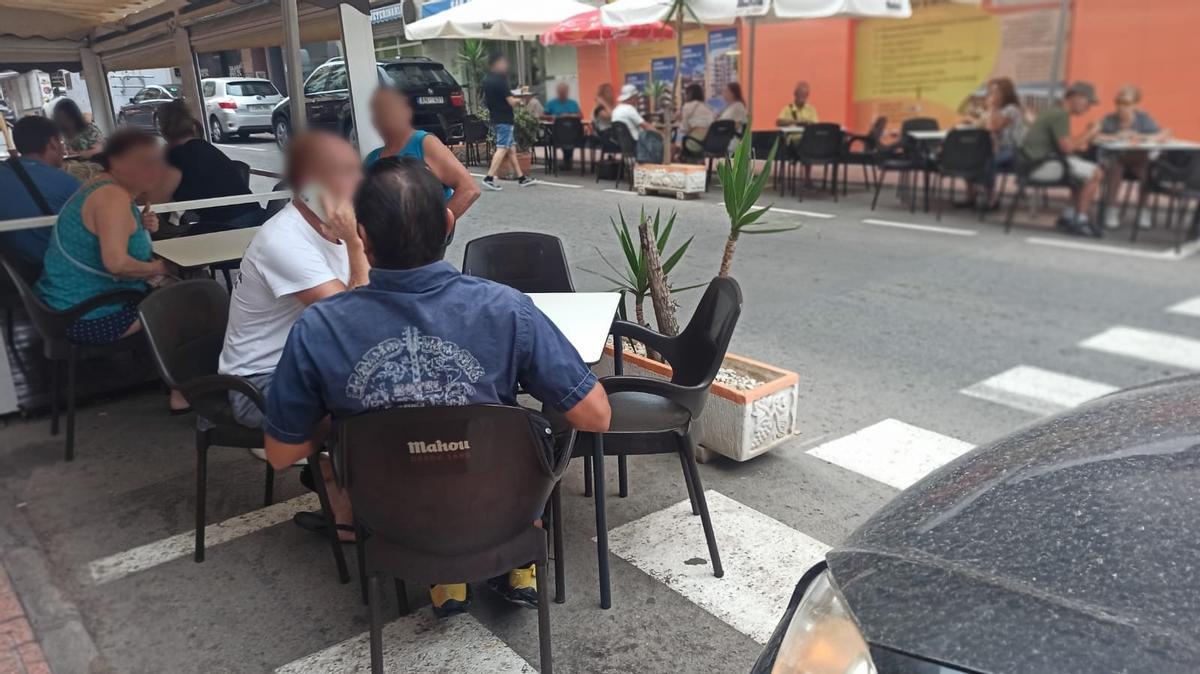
xmin=906 ymin=129 xmax=948 ymax=141
xmin=1094 ymin=138 xmax=1200 ymax=152
xmin=527 ymin=292 xmax=621 ymax=365
xmin=152 ymin=227 xmax=260 ymax=269
xmin=778 ymin=126 xmax=807 ymax=134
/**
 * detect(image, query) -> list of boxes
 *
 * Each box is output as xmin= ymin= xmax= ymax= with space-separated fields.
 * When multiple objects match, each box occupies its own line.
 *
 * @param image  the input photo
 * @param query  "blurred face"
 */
xmin=491 ymin=57 xmax=509 ymax=74
xmin=108 ymin=142 xmax=166 ymax=195
xmin=794 ymin=83 xmax=810 ymax=106
xmin=1065 ymin=93 xmax=1093 ymax=115
xmin=302 ymin=136 xmax=363 ymax=204
xmin=1114 ymin=94 xmax=1138 ymax=121
xmin=556 ymin=83 xmax=570 ymax=101
xmin=723 ymin=86 xmax=735 ymax=103
xmin=51 ymin=109 xmax=76 ymax=135
xmin=371 ymin=88 xmax=412 ymax=140
xmin=599 ymin=84 xmax=613 ymax=102
xmin=985 ymin=82 xmax=1000 ymax=107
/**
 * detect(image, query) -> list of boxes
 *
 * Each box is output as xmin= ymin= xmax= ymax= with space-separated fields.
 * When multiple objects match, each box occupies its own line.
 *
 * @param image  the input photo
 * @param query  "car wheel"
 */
xmin=274 ymin=118 xmax=290 ymax=151
xmin=209 ymin=116 xmax=224 ymax=143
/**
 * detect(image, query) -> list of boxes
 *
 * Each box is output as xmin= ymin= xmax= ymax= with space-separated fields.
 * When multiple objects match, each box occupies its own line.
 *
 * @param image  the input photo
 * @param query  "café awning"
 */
xmin=540 ymin=8 xmax=675 ymax=47
xmin=404 ymin=0 xmax=596 ymax=41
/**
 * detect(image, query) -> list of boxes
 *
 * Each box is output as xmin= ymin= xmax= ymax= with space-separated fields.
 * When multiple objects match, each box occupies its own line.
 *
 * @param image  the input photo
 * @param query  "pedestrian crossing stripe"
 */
xmin=1167 ymin=297 xmax=1200 ymax=318
xmin=960 ymin=365 xmax=1118 ymax=416
xmin=606 ymin=490 xmax=830 ymax=645
xmin=805 ymin=419 xmax=974 ymax=491
xmin=1080 ymin=326 xmax=1200 ymax=371
xmin=274 ymin=608 xmax=534 ymax=673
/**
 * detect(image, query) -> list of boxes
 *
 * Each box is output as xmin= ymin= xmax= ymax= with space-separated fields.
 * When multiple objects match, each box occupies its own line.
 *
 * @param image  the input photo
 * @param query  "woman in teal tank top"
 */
xmin=363 ymin=87 xmax=479 ymax=229
xmin=36 ymin=130 xmax=171 ymax=346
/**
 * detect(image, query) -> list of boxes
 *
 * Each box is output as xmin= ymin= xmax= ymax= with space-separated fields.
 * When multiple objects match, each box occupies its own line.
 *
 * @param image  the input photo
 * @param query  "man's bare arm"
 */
xmin=562 ymin=383 xmax=611 ymax=433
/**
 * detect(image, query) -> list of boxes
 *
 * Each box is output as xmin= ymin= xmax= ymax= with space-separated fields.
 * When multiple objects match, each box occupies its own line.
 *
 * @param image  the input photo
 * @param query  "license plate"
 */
xmin=248 ymin=104 xmax=271 ymax=111
xmin=417 ymin=96 xmax=444 ymax=105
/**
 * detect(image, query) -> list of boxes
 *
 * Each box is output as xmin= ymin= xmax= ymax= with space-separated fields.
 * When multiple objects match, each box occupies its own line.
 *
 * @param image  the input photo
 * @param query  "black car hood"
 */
xmin=829 ymin=375 xmax=1200 ymax=674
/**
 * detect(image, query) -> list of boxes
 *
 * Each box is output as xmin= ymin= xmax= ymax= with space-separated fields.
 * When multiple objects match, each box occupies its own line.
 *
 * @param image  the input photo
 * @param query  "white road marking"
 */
xmin=1080 ymin=326 xmax=1200 ymax=370
xmin=215 ymin=144 xmax=269 ymax=152
xmin=86 ymin=493 xmax=318 ymax=585
xmin=606 ymin=491 xmax=829 ymax=645
xmin=806 ymin=419 xmax=974 ymax=490
xmin=531 ymin=179 xmax=581 ymax=189
xmin=960 ymin=365 xmax=1118 ymax=416
xmin=1167 ymin=297 xmax=1200 ymax=318
xmin=275 ymin=610 xmax=533 ymax=673
xmin=862 ymin=219 xmax=978 ymax=236
xmin=603 ymin=188 xmax=638 ymax=195
xmin=1025 ymin=236 xmax=1200 ymax=261
xmin=718 ymin=203 xmax=835 ymax=219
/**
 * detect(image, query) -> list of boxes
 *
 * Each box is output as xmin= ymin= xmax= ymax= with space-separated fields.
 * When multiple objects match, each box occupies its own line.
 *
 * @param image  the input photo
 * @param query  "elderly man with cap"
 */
xmin=1019 ymin=81 xmax=1105 ymax=237
xmin=612 ymin=84 xmax=664 ymax=163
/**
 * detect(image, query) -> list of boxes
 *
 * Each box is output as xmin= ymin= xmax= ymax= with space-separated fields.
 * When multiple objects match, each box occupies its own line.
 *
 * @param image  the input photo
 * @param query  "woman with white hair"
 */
xmin=1096 ymin=84 xmax=1169 ymax=230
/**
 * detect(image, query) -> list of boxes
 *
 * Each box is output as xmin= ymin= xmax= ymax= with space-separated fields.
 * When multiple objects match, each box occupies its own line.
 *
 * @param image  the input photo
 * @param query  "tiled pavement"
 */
xmin=0 ymin=567 xmax=49 ymax=674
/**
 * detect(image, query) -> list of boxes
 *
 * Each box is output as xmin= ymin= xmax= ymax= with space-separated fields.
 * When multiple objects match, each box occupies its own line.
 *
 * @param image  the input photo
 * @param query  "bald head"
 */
xmin=555 ymin=82 xmax=570 ymax=101
xmin=286 ymin=130 xmax=363 ymax=204
xmin=793 ymin=81 xmax=810 ymax=106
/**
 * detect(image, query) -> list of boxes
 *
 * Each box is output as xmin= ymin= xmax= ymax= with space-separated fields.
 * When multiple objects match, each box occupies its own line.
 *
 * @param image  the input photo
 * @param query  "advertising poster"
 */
xmin=680 ymin=43 xmax=707 ymax=93
xmin=706 ymin=28 xmax=739 ymax=112
xmin=651 ymin=57 xmax=677 ymax=88
xmin=624 ymin=72 xmax=649 ymax=93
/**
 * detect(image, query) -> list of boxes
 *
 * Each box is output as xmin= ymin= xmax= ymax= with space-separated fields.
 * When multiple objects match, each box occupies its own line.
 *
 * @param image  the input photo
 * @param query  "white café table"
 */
xmin=527 ymin=292 xmax=621 ymax=365
xmin=1093 ymin=138 xmax=1200 ymax=152
xmin=906 ymin=129 xmax=949 ymax=142
xmin=152 ymin=226 xmax=260 ymax=269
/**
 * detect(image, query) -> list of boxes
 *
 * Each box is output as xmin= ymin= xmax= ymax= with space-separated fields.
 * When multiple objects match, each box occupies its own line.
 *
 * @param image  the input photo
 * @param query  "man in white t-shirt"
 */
xmin=612 ymin=84 xmax=656 ymax=141
xmin=219 ymin=131 xmax=370 ymax=428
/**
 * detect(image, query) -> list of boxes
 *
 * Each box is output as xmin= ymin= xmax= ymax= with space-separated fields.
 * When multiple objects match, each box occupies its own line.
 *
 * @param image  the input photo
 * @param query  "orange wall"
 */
xmin=740 ymin=18 xmax=855 ymax=132
xmin=576 ymin=43 xmax=618 ymax=122
xmin=1066 ymin=0 xmax=1200 ymax=139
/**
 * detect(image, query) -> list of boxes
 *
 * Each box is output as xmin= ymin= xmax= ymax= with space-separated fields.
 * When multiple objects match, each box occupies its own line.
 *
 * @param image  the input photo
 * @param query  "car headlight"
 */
xmin=771 ymin=570 xmax=877 ymax=674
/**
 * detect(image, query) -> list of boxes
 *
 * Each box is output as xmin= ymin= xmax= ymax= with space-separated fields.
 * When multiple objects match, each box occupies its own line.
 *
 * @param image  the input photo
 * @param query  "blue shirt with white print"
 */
xmin=265 ymin=261 xmax=597 ymax=444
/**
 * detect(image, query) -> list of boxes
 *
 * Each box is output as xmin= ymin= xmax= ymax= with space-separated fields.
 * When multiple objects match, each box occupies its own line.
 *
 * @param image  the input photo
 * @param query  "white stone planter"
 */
xmin=594 ymin=348 xmax=799 ymax=462
xmin=633 ymin=163 xmax=707 ymax=200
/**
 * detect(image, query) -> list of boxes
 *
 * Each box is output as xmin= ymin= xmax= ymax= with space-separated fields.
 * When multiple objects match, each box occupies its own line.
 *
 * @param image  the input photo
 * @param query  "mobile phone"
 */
xmin=299 ymin=183 xmax=328 ymax=223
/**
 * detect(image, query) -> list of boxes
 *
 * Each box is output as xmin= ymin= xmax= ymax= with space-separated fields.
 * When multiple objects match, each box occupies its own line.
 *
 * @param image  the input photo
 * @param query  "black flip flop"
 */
xmin=292 ymin=511 xmax=356 ymax=543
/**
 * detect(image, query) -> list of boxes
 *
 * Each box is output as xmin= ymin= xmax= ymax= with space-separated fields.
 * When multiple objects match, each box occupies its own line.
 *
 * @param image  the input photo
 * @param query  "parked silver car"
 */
xmin=201 ymin=77 xmax=282 ymax=142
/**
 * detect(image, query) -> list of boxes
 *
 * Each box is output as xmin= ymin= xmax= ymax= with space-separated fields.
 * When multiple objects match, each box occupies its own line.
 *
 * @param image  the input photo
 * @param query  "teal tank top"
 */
xmin=36 ymin=179 xmax=151 ymax=319
xmin=363 ymin=130 xmax=455 ymax=202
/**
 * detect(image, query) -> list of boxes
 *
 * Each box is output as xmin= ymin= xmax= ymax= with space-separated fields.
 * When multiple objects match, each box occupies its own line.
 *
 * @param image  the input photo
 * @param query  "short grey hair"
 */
xmin=1115 ymin=84 xmax=1141 ymax=104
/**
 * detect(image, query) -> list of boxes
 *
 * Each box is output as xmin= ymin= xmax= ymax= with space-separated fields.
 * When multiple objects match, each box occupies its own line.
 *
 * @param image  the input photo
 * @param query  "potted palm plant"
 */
xmin=593 ymin=133 xmax=802 ymax=463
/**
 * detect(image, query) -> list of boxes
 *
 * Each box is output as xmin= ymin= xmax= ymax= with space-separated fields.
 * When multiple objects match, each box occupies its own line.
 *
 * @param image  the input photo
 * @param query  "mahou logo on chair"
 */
xmin=406 ymin=439 xmax=471 ymax=454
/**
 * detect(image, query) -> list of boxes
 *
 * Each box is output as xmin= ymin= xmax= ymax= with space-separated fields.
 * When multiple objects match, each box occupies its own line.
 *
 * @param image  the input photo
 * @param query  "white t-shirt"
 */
xmin=219 ymin=202 xmax=350 ymax=376
xmin=612 ymin=103 xmax=646 ymax=140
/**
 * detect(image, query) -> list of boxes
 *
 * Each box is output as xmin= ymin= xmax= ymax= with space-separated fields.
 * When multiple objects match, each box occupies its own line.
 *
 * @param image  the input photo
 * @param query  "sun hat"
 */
xmin=618 ymin=84 xmax=638 ymax=102
xmin=1064 ymin=81 xmax=1098 ymax=105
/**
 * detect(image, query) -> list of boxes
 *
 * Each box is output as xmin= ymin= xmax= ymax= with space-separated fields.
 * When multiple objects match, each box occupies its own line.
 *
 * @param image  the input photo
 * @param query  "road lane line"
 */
xmin=86 ymin=493 xmax=317 ymax=585
xmin=1025 ymin=236 xmax=1200 ymax=261
xmin=806 ymin=419 xmax=974 ymax=490
xmin=718 ymin=203 xmax=835 ymax=219
xmin=960 ymin=365 xmax=1118 ymax=416
xmin=1167 ymin=297 xmax=1200 ymax=318
xmin=1080 ymin=326 xmax=1200 ymax=370
xmin=605 ymin=490 xmax=830 ymax=645
xmin=862 ymin=219 xmax=978 ymax=236
xmin=603 ymin=188 xmax=638 ymax=195
xmin=275 ymin=610 xmax=533 ymax=673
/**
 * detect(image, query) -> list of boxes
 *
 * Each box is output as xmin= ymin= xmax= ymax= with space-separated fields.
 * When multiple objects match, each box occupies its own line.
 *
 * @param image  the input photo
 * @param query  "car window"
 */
xmin=304 ymin=67 xmax=329 ymax=96
xmin=202 ymin=81 xmax=216 ymax=97
xmin=227 ymin=80 xmax=279 ymax=97
xmin=324 ymin=65 xmax=348 ymax=92
xmin=383 ymin=63 xmax=458 ymax=89
xmin=132 ymin=88 xmax=152 ymax=103
xmin=163 ymin=85 xmax=182 ymax=99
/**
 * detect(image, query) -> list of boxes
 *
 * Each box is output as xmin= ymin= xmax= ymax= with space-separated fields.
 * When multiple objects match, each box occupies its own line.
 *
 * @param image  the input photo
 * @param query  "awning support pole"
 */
xmin=746 ymin=17 xmax=756 ymax=130
xmin=171 ymin=25 xmax=207 ymax=140
xmin=338 ymin=0 xmax=383 ymax=159
xmin=282 ymin=0 xmax=307 ymax=134
xmin=79 ymin=48 xmax=115 ymax=135
xmin=1047 ymin=0 xmax=1070 ymax=101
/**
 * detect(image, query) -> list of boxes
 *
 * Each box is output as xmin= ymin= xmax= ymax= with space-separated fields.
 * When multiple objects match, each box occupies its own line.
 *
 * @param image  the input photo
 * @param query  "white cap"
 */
xmin=618 ymin=84 xmax=638 ymax=102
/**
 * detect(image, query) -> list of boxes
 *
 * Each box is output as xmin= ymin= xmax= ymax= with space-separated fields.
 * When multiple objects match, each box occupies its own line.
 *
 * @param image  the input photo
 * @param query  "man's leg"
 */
xmin=486 ymin=146 xmax=509 ymax=178
xmin=1075 ymin=158 xmax=1103 ymax=219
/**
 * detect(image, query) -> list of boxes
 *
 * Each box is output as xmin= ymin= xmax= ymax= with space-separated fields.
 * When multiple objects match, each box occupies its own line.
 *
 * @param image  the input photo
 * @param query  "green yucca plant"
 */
xmin=583 ymin=206 xmax=698 ymax=329
xmin=716 ymin=131 xmax=797 ymax=277
xmin=456 ymin=39 xmax=489 ymax=112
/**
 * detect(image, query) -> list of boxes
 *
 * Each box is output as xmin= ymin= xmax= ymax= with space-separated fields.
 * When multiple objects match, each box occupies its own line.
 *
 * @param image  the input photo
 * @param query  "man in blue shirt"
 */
xmin=264 ymin=156 xmax=610 ymax=618
xmin=0 ymin=116 xmax=82 ymax=266
xmin=543 ymin=82 xmax=582 ymax=170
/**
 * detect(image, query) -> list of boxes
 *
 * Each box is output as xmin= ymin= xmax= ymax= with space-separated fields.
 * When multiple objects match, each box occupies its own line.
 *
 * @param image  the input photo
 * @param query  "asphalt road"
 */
xmin=2 ymin=148 xmax=1198 ymax=673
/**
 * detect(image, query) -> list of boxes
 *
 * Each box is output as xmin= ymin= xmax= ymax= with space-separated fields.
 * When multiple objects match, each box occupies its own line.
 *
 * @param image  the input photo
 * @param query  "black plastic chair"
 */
xmin=612 ymin=122 xmax=638 ymax=189
xmin=1134 ymin=151 xmax=1200 ymax=252
xmin=791 ymin=123 xmax=843 ymax=202
xmin=750 ymin=130 xmax=783 ymax=193
xmin=137 ymin=280 xmax=349 ymax=583
xmin=1 ymin=254 xmax=146 ymax=461
xmin=681 ymin=120 xmax=738 ymax=192
xmin=0 ymin=254 xmax=39 ymax=349
xmin=337 ymin=405 xmax=569 ymax=674
xmin=841 ymin=116 xmax=886 ymax=195
xmin=934 ymin=128 xmax=994 ymax=221
xmin=461 ymin=115 xmax=492 ymax=167
xmin=1003 ymin=123 xmax=1077 ymax=234
xmin=461 ymin=232 xmax=574 ymax=293
xmin=871 ymin=117 xmax=939 ymax=212
xmin=550 ymin=117 xmax=586 ymax=176
xmin=559 ymin=276 xmax=742 ymax=610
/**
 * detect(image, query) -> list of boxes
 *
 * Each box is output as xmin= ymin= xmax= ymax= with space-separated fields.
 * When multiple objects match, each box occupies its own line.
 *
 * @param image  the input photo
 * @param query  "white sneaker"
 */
xmin=1103 ymin=209 xmax=1121 ymax=230
xmin=1136 ymin=210 xmax=1153 ymax=230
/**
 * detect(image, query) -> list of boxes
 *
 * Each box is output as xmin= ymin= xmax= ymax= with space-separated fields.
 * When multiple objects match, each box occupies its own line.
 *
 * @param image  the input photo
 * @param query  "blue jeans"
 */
xmin=494 ymin=123 xmax=514 ymax=149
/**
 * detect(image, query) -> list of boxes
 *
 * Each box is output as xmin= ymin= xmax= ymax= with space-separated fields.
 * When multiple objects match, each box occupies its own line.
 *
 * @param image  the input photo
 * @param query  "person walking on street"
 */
xmin=481 ymin=54 xmax=538 ymax=191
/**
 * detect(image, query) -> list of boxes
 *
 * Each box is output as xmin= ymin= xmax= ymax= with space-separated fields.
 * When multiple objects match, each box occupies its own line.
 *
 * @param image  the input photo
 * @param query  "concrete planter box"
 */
xmin=595 ymin=346 xmax=799 ymax=462
xmin=633 ymin=163 xmax=707 ymax=200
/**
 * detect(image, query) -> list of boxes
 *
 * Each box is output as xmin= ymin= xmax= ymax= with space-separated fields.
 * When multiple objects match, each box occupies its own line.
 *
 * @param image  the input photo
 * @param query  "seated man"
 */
xmin=219 ymin=130 xmax=370 ymax=432
xmin=0 ymin=116 xmax=81 ymax=267
xmin=544 ymin=82 xmax=582 ymax=169
xmin=263 ymin=157 xmax=611 ymax=618
xmin=1019 ymin=81 xmax=1104 ymax=238
xmin=612 ymin=85 xmax=662 ymax=163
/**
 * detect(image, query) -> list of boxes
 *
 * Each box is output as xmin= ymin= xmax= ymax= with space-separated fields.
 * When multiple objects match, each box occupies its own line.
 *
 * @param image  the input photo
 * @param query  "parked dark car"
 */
xmin=753 ymin=375 xmax=1200 ymax=674
xmin=117 ymin=84 xmax=183 ymax=130
xmin=270 ymin=56 xmax=465 ymax=150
